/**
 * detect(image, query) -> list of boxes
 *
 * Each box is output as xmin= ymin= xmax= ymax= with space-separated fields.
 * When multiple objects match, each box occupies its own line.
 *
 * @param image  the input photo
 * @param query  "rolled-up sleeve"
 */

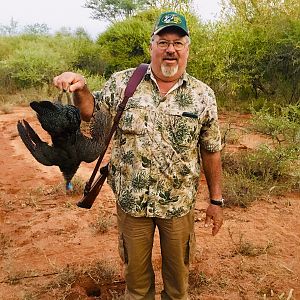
xmin=199 ymin=91 xmax=222 ymax=152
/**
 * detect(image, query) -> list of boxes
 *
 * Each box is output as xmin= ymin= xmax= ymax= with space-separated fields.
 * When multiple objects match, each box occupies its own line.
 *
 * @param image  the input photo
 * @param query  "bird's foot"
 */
xmin=66 ymin=182 xmax=74 ymax=194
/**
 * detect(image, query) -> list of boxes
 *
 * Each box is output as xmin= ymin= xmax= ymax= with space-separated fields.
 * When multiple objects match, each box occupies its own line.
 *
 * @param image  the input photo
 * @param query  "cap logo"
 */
xmin=153 ymin=12 xmax=189 ymax=36
xmin=162 ymin=14 xmax=181 ymax=25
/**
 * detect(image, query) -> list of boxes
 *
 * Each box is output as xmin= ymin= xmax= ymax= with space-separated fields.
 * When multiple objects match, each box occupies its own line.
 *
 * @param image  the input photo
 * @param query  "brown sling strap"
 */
xmin=77 ymin=63 xmax=149 ymax=208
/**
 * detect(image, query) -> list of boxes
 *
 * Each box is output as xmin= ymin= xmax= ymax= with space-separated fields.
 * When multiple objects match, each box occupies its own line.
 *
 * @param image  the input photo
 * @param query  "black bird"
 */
xmin=17 ymin=100 xmax=111 ymax=191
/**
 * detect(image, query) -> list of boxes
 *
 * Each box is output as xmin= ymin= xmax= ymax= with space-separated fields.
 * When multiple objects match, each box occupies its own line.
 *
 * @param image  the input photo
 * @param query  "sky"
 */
xmin=0 ymin=0 xmax=222 ymax=39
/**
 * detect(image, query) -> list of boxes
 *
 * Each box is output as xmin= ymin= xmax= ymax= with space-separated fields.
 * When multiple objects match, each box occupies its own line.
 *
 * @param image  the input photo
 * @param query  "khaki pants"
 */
xmin=117 ymin=204 xmax=195 ymax=300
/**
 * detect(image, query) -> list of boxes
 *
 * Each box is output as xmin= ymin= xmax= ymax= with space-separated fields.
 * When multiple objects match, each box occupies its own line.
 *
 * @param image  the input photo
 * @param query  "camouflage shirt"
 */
xmin=93 ymin=66 xmax=221 ymax=219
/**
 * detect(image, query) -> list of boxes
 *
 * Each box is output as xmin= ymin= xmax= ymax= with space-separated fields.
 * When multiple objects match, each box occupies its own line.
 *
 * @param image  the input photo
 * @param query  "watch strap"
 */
xmin=210 ymin=199 xmax=224 ymax=207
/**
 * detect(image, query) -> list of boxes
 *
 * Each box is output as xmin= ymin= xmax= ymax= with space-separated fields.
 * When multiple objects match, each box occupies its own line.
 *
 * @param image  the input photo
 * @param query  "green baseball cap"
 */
xmin=152 ymin=11 xmax=189 ymax=36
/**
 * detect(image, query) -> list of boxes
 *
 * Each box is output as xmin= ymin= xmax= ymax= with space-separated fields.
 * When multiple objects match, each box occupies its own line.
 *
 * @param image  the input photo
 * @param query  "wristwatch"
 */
xmin=210 ymin=198 xmax=225 ymax=207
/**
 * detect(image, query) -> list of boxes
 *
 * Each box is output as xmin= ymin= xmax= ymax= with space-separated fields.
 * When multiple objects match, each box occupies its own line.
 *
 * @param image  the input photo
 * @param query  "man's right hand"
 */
xmin=53 ymin=72 xmax=86 ymax=93
xmin=205 ymin=204 xmax=224 ymax=236
xmin=53 ymin=72 xmax=95 ymax=121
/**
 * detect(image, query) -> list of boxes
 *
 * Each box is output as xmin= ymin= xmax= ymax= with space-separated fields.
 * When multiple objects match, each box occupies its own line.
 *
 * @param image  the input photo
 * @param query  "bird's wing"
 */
xmin=17 ymin=120 xmax=65 ymax=166
xmin=90 ymin=103 xmax=112 ymax=142
xmin=75 ymin=135 xmax=105 ymax=163
xmin=77 ymin=103 xmax=113 ymax=163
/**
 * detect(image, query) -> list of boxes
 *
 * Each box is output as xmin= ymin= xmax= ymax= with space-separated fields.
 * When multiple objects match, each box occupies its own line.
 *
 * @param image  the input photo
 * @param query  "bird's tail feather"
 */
xmin=17 ymin=119 xmax=54 ymax=166
xmin=17 ymin=120 xmax=40 ymax=151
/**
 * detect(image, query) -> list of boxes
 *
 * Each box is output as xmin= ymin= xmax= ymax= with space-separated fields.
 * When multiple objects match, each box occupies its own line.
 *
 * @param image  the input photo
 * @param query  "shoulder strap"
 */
xmin=84 ymin=63 xmax=149 ymax=193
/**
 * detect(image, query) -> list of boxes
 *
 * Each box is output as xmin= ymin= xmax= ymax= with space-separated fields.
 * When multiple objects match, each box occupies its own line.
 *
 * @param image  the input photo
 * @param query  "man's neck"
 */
xmin=153 ymin=76 xmax=179 ymax=96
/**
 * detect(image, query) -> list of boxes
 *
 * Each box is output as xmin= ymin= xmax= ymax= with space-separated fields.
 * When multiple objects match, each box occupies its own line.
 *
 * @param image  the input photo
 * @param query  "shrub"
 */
xmin=0 ymin=33 xmax=106 ymax=93
xmin=188 ymin=0 xmax=300 ymax=107
xmin=251 ymin=103 xmax=300 ymax=143
xmin=71 ymin=37 xmax=106 ymax=75
xmin=96 ymin=10 xmax=156 ymax=76
xmin=2 ymin=43 xmax=68 ymax=89
xmin=222 ymin=145 xmax=300 ymax=207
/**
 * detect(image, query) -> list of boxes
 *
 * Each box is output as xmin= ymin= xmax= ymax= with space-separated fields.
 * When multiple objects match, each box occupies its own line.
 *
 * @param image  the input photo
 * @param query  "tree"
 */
xmin=145 ymin=0 xmax=192 ymax=12
xmin=84 ymin=0 xmax=147 ymax=23
xmin=0 ymin=18 xmax=18 ymax=36
xmin=84 ymin=0 xmax=193 ymax=23
xmin=23 ymin=23 xmax=50 ymax=35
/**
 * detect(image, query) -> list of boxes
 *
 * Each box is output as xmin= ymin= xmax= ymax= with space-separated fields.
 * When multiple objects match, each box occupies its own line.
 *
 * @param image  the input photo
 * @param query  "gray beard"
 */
xmin=161 ymin=64 xmax=178 ymax=77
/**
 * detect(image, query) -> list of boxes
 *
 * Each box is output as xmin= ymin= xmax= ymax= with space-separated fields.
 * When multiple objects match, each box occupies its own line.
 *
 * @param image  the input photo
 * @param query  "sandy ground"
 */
xmin=0 ymin=106 xmax=299 ymax=300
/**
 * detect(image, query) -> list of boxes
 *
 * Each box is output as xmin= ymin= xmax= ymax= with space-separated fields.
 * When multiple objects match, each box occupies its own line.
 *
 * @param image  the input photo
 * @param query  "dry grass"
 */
xmin=222 ymin=145 xmax=300 ymax=207
xmin=228 ymin=229 xmax=273 ymax=257
xmin=0 ymin=233 xmax=11 ymax=255
xmin=45 ymin=260 xmax=121 ymax=299
xmin=0 ymin=102 xmax=14 ymax=114
xmin=91 ymin=209 xmax=114 ymax=234
xmin=189 ymin=267 xmax=211 ymax=296
xmin=0 ymin=85 xmax=58 ymax=106
xmin=4 ymin=260 xmax=122 ymax=299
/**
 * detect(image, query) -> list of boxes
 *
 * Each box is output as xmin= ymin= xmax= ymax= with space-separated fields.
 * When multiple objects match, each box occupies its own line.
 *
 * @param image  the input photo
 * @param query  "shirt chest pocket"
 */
xmin=119 ymin=108 xmax=148 ymax=135
xmin=163 ymin=110 xmax=201 ymax=148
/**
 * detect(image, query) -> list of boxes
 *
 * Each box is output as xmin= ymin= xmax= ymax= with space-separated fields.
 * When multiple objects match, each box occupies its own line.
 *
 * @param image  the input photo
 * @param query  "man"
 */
xmin=54 ymin=11 xmax=224 ymax=300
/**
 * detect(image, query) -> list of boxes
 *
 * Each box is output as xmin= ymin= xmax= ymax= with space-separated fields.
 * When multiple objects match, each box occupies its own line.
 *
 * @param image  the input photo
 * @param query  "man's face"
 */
xmin=150 ymin=30 xmax=189 ymax=82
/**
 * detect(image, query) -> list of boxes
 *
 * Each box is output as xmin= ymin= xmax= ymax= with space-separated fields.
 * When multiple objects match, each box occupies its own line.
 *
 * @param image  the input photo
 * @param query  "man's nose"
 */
xmin=166 ymin=43 xmax=176 ymax=52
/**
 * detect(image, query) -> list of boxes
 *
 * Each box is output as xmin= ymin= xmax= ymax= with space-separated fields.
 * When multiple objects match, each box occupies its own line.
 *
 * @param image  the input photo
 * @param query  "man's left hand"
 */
xmin=205 ymin=204 xmax=224 ymax=236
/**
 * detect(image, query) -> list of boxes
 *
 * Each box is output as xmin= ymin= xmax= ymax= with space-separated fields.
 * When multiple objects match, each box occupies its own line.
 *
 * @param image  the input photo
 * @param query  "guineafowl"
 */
xmin=17 ymin=100 xmax=112 ymax=192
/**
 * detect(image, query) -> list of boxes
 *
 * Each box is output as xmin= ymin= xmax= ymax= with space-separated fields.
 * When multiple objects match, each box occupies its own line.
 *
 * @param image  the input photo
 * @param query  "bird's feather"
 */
xmin=17 ymin=100 xmax=112 ymax=189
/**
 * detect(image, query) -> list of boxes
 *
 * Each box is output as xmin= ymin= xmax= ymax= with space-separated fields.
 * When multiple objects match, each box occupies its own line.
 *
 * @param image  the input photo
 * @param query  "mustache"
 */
xmin=163 ymin=57 xmax=178 ymax=61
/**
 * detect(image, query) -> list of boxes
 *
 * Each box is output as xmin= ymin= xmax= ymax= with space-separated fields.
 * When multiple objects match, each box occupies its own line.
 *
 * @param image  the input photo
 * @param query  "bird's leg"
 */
xmin=66 ymin=181 xmax=74 ymax=192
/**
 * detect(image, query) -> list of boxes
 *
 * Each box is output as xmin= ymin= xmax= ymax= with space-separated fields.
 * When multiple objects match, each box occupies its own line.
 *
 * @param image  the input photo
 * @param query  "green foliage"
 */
xmin=222 ymin=145 xmax=300 ymax=207
xmin=187 ymin=0 xmax=300 ymax=106
xmin=85 ymin=73 xmax=107 ymax=91
xmin=251 ymin=103 xmax=300 ymax=143
xmin=84 ymin=0 xmax=193 ymax=23
xmin=71 ymin=37 xmax=105 ymax=75
xmin=1 ymin=42 xmax=68 ymax=89
xmin=85 ymin=0 xmax=149 ymax=23
xmin=0 ymin=33 xmax=106 ymax=93
xmin=1 ymin=1 xmax=300 ymax=107
xmin=0 ymin=36 xmax=70 ymax=90
xmin=0 ymin=36 xmax=18 ymax=61
xmin=96 ymin=10 xmax=156 ymax=75
xmin=223 ymin=104 xmax=300 ymax=205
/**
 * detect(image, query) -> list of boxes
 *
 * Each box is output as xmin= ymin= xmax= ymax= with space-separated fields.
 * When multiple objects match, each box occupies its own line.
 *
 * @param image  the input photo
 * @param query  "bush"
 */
xmin=96 ymin=10 xmax=156 ymax=76
xmin=185 ymin=0 xmax=300 ymax=108
xmin=0 ymin=33 xmax=107 ymax=93
xmin=222 ymin=145 xmax=300 ymax=207
xmin=71 ymin=37 xmax=106 ymax=75
xmin=251 ymin=103 xmax=300 ymax=143
xmin=1 ymin=42 xmax=68 ymax=89
xmin=1 ymin=3 xmax=299 ymax=108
